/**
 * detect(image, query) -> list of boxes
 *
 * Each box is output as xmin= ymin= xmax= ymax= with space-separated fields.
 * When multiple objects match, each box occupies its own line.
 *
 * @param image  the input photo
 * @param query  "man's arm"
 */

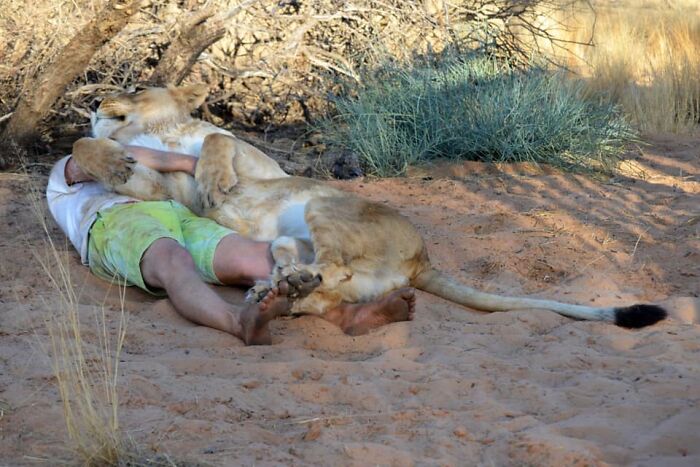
xmin=65 ymin=146 xmax=198 ymax=185
xmin=125 ymin=145 xmax=198 ymax=175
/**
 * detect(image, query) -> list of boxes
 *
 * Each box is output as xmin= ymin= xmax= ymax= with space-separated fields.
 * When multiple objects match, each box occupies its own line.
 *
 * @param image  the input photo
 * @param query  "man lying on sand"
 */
xmin=46 ymin=145 xmax=416 ymax=344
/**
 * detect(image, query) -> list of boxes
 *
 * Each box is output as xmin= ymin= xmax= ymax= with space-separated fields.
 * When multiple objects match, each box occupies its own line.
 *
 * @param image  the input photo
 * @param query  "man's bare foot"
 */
xmin=239 ymin=281 xmax=291 ymax=345
xmin=325 ymin=287 xmax=416 ymax=336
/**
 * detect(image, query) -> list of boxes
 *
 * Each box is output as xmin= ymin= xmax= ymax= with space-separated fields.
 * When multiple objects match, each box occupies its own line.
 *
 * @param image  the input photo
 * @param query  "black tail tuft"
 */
xmin=614 ymin=304 xmax=667 ymax=328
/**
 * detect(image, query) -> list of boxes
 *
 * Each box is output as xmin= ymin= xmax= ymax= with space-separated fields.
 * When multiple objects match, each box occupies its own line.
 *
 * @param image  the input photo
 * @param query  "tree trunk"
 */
xmin=148 ymin=6 xmax=226 ymax=86
xmin=0 ymin=0 xmax=141 ymax=168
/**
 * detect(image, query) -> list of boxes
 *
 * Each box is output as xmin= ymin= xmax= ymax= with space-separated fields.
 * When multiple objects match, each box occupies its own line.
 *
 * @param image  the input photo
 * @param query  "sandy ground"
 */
xmin=0 ymin=135 xmax=698 ymax=466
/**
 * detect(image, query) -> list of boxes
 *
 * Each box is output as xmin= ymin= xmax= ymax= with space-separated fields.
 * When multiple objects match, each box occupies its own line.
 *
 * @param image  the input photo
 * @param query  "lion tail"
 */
xmin=413 ymin=268 xmax=666 ymax=328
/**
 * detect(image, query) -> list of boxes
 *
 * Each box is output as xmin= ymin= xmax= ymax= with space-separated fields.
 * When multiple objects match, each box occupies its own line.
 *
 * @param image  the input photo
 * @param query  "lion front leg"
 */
xmin=195 ymin=133 xmax=239 ymax=209
xmin=244 ymin=237 xmax=320 ymax=304
xmin=270 ymin=236 xmax=314 ymax=270
xmin=72 ymin=137 xmax=175 ymax=202
xmin=266 ymin=260 xmax=351 ymax=313
xmin=245 ymin=269 xmax=321 ymax=304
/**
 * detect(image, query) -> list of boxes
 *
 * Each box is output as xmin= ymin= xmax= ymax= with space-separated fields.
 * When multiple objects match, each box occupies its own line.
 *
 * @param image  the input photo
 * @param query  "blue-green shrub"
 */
xmin=319 ymin=58 xmax=636 ymax=176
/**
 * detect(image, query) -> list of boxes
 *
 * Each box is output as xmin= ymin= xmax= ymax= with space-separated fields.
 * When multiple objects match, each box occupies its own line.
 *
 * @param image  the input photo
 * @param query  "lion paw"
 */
xmin=245 ymin=268 xmax=322 ymax=305
xmin=245 ymin=280 xmax=273 ymax=304
xmin=195 ymin=159 xmax=237 ymax=209
xmin=72 ymin=137 xmax=135 ymax=188
xmin=272 ymin=263 xmax=322 ymax=300
xmin=106 ymin=153 xmax=136 ymax=187
xmin=285 ymin=269 xmax=322 ymax=299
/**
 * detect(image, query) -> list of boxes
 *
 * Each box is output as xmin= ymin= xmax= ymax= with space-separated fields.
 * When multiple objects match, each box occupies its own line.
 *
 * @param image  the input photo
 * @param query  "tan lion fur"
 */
xmin=71 ymin=84 xmax=666 ymax=327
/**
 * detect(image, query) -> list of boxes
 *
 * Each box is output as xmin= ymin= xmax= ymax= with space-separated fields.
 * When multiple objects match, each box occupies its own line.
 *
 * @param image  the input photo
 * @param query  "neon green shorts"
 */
xmin=88 ymin=200 xmax=233 ymax=294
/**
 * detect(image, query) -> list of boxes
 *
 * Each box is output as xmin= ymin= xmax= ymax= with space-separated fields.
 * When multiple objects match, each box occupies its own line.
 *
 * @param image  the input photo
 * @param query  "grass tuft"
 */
xmin=319 ymin=57 xmax=636 ymax=177
xmin=552 ymin=1 xmax=700 ymax=134
xmin=27 ymin=169 xmax=129 ymax=466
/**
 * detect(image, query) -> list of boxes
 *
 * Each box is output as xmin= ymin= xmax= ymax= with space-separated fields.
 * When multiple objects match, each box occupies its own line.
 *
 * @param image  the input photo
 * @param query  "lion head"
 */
xmin=91 ymin=84 xmax=208 ymax=143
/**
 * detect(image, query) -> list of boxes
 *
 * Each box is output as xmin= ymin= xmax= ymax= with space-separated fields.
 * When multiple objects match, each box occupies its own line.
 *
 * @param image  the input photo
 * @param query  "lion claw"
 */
xmin=108 ymin=156 xmax=135 ymax=185
xmin=285 ymin=270 xmax=322 ymax=299
xmin=245 ymin=280 xmax=273 ymax=304
xmin=195 ymin=159 xmax=237 ymax=210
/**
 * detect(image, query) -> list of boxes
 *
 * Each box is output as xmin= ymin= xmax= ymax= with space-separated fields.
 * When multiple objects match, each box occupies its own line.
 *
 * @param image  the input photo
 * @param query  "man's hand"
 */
xmin=65 ymin=157 xmax=92 ymax=185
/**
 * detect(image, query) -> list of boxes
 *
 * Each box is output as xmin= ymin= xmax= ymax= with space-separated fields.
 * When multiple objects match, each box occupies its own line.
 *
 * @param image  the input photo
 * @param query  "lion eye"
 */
xmin=126 ymin=85 xmax=147 ymax=94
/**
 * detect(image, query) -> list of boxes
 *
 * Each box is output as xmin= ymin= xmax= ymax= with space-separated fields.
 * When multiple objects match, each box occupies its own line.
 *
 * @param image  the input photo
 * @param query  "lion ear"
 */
xmin=173 ymin=83 xmax=209 ymax=111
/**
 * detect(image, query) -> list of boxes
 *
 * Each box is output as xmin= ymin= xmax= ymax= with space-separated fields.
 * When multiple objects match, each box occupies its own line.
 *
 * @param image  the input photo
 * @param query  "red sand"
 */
xmin=0 ymin=134 xmax=698 ymax=465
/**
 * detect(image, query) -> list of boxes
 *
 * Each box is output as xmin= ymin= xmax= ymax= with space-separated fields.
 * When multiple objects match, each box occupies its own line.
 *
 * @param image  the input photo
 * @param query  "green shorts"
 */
xmin=88 ymin=200 xmax=233 ymax=294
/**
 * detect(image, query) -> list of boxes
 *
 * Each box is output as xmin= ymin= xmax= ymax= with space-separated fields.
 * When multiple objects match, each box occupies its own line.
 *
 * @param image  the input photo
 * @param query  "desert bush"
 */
xmin=0 ymin=0 xmax=588 ymax=155
xmin=319 ymin=57 xmax=635 ymax=176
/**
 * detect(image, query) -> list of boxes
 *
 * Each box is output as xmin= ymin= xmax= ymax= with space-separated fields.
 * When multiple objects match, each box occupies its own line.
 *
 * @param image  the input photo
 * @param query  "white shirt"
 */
xmin=46 ymin=156 xmax=136 ymax=264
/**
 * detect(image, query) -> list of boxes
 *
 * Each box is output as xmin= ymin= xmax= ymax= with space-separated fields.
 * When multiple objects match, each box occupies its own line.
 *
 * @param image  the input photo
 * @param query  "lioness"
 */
xmin=72 ymin=84 xmax=667 ymax=328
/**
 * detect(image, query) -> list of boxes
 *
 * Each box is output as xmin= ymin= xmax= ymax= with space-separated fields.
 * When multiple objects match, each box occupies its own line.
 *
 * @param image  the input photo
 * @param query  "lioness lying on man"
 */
xmin=72 ymin=83 xmax=667 ymax=329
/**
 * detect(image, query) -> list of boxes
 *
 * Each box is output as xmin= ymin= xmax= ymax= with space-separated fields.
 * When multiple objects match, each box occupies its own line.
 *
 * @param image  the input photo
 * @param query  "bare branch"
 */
xmin=1 ymin=0 xmax=142 ymax=164
xmin=148 ymin=0 xmax=262 ymax=85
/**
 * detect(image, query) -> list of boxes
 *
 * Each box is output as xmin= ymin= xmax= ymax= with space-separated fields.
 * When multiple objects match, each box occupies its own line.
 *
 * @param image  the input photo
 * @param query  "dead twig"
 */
xmin=1 ymin=0 xmax=143 ymax=161
xmin=630 ymin=227 xmax=650 ymax=262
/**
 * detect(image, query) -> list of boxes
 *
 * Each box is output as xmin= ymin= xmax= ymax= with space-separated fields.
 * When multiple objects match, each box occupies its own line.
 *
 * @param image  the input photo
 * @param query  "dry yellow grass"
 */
xmin=44 ymin=285 xmax=128 ymax=465
xmin=552 ymin=0 xmax=700 ymax=134
xmin=27 ymin=173 xmax=129 ymax=465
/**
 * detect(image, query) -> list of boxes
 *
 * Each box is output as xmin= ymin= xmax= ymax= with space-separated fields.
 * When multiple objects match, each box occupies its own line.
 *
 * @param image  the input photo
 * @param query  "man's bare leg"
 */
xmin=319 ymin=288 xmax=417 ymax=336
xmin=212 ymin=234 xmax=274 ymax=287
xmin=140 ymin=238 xmax=288 ymax=345
xmin=208 ymin=232 xmax=408 ymax=336
xmin=212 ymin=233 xmax=321 ymax=298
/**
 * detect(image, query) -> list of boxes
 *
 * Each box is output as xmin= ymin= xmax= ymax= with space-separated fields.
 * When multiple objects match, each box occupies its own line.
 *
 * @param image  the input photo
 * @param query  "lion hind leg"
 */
xmin=246 ymin=263 xmax=322 ymax=305
xmin=247 ymin=278 xmax=341 ymax=316
xmin=262 ymin=260 xmax=351 ymax=316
